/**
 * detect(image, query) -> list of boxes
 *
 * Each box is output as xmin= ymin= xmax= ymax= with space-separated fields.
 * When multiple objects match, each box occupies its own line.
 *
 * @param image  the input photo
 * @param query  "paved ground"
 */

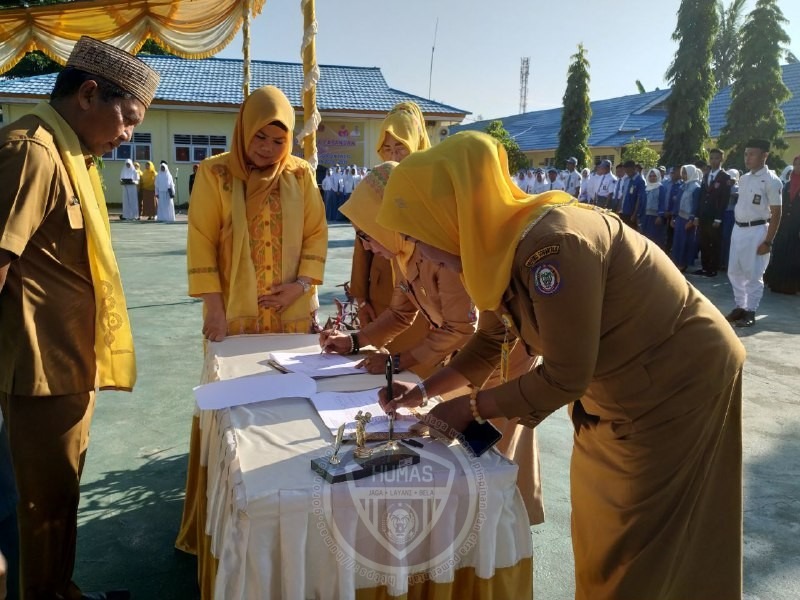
xmin=69 ymin=214 xmax=799 ymax=598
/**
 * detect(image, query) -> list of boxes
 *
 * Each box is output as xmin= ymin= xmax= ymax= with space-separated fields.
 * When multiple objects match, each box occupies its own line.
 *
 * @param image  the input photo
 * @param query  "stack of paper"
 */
xmin=268 ymin=351 xmax=365 ymax=378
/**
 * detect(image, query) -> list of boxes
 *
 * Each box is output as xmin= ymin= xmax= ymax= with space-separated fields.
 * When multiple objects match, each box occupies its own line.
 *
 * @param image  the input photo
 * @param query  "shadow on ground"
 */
xmin=74 ymin=453 xmax=200 ymax=599
xmin=743 ymin=422 xmax=800 ymax=599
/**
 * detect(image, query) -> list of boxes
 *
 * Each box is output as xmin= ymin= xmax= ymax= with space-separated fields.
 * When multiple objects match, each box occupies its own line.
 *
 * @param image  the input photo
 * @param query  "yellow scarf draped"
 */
xmin=32 ymin=102 xmax=136 ymax=391
xmin=375 ymin=101 xmax=431 ymax=155
xmin=224 ymin=85 xmax=309 ymax=324
xmin=377 ymin=131 xmax=576 ymax=311
xmin=339 ymin=161 xmax=416 ymax=278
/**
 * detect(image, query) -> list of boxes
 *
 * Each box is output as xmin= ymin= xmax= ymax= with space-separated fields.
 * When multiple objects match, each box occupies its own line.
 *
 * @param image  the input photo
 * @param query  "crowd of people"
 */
xmin=0 ymin=33 xmax=798 ymax=600
xmin=118 ymin=159 xmax=176 ymax=222
xmin=513 ymin=148 xmax=798 ymax=327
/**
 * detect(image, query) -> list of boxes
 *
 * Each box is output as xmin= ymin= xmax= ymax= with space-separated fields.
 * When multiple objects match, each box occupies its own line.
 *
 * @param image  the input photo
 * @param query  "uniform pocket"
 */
xmin=66 ymin=198 xmax=84 ymax=229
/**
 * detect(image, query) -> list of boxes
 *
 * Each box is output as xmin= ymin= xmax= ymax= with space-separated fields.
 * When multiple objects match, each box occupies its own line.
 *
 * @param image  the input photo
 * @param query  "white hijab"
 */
xmin=155 ymin=162 xmax=174 ymax=189
xmin=645 ymin=167 xmax=662 ymax=191
xmin=681 ymin=164 xmax=701 ymax=183
xmin=120 ymin=159 xmax=138 ymax=181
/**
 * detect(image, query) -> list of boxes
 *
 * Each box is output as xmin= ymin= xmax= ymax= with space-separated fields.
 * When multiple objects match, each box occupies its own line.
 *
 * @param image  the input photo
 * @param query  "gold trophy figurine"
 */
xmin=353 ymin=410 xmax=373 ymax=459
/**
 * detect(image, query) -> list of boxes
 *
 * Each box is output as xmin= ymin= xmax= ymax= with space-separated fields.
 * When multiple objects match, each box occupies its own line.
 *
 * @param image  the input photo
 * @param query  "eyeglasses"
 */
xmin=356 ymin=231 xmax=371 ymax=243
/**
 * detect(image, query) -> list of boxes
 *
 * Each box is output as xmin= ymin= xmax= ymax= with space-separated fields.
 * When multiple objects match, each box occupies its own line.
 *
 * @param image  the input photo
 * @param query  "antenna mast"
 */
xmin=519 ymin=57 xmax=530 ymax=114
xmin=428 ymin=18 xmax=439 ymax=99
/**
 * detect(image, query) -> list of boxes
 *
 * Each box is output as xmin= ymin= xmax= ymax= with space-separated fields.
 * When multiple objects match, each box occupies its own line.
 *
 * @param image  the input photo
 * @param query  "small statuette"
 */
xmin=354 ymin=410 xmax=373 ymax=459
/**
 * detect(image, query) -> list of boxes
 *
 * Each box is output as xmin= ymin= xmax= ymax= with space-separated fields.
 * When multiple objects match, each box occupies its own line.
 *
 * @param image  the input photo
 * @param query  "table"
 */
xmin=178 ymin=334 xmax=533 ymax=599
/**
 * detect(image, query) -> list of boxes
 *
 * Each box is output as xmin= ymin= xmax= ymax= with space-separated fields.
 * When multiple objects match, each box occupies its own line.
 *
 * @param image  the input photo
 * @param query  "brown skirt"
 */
xmin=140 ymin=188 xmax=157 ymax=218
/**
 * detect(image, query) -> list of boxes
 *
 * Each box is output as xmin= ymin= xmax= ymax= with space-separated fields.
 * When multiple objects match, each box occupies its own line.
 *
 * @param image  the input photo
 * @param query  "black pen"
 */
xmin=385 ymin=355 xmax=394 ymax=441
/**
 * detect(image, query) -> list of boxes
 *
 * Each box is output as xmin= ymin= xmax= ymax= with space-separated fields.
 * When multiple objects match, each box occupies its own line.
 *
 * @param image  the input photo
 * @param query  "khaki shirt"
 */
xmin=0 ymin=114 xmax=96 ymax=396
xmin=349 ymin=242 xmax=394 ymax=313
xmin=450 ymin=205 xmax=745 ymax=429
xmin=363 ymin=246 xmax=477 ymax=368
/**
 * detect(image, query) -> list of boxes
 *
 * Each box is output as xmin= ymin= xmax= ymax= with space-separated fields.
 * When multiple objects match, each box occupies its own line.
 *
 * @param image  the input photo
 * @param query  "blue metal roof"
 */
xmin=0 ymin=55 xmax=469 ymax=116
xmin=453 ymin=62 xmax=800 ymax=151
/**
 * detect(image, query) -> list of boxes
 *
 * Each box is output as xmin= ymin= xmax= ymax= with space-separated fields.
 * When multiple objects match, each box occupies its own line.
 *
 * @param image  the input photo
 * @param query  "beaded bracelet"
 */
xmin=469 ymin=387 xmax=486 ymax=424
xmin=349 ymin=332 xmax=360 ymax=355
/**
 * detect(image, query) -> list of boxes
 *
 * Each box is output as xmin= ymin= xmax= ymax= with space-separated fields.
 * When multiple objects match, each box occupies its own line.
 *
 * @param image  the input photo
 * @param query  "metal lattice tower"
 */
xmin=519 ymin=57 xmax=530 ymax=114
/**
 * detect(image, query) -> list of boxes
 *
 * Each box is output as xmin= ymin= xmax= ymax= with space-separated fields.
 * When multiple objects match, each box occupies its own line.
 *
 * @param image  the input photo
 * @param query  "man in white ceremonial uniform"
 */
xmin=563 ymin=157 xmax=581 ymax=198
xmin=726 ymin=139 xmax=783 ymax=328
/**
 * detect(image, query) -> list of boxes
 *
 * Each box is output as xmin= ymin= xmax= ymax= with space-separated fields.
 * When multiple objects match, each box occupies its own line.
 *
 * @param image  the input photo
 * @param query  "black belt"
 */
xmin=735 ymin=219 xmax=768 ymax=227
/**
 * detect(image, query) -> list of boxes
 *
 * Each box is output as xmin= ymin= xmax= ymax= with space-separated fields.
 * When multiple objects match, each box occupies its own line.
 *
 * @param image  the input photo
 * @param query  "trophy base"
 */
xmin=310 ymin=442 xmax=420 ymax=484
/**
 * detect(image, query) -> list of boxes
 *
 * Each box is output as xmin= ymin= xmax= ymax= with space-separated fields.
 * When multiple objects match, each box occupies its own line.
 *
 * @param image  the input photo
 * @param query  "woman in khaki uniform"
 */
xmin=348 ymin=102 xmax=430 ymax=354
xmin=322 ymin=161 xmax=544 ymax=525
xmin=378 ymin=132 xmax=746 ymax=600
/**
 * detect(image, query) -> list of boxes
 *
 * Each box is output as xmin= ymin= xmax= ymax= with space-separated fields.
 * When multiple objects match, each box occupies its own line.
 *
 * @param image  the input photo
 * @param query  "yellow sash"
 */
xmin=32 ymin=102 xmax=137 ymax=391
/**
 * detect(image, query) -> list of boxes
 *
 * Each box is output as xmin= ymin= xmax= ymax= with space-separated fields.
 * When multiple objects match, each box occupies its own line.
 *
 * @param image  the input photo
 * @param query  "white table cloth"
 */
xmin=196 ymin=334 xmax=533 ymax=599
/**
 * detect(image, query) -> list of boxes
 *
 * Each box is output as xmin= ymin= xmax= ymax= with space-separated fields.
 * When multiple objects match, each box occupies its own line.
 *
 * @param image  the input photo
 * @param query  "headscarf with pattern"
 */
xmin=339 ymin=162 xmax=416 ymax=278
xmin=375 ymin=101 xmax=431 ymax=156
xmin=377 ymin=131 xmax=576 ymax=311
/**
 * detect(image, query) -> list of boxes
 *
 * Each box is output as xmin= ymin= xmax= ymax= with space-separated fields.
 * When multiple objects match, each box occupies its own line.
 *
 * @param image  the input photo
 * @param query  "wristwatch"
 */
xmin=392 ymin=353 xmax=401 ymax=374
xmin=296 ymin=279 xmax=312 ymax=293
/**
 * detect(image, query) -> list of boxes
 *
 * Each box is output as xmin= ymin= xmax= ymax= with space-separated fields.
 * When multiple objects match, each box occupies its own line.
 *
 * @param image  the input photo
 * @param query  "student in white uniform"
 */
xmin=545 ymin=167 xmax=565 ymax=191
xmin=119 ymin=159 xmax=140 ymax=220
xmin=725 ymin=139 xmax=783 ymax=328
xmin=563 ymin=157 xmax=581 ymax=197
xmin=589 ymin=159 xmax=617 ymax=207
xmin=578 ymin=168 xmax=592 ymax=202
xmin=531 ymin=169 xmax=548 ymax=194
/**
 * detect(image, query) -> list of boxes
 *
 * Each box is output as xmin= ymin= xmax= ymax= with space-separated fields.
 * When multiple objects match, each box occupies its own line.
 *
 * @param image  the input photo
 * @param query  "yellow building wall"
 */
xmin=1 ymin=100 xmax=460 ymax=204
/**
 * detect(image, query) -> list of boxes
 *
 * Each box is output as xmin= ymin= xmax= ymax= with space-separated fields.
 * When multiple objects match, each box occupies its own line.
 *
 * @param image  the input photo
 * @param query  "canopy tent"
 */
xmin=0 ymin=0 xmax=320 ymax=167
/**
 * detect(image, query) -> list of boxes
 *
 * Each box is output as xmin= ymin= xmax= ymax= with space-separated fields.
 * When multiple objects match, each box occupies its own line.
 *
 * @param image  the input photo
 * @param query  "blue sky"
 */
xmin=218 ymin=0 xmax=800 ymax=122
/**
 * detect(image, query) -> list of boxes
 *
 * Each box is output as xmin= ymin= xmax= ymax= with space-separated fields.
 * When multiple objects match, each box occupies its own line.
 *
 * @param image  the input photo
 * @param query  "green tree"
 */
xmin=718 ymin=0 xmax=791 ymax=171
xmin=621 ymin=138 xmax=660 ymax=170
xmin=635 ymin=80 xmax=646 ymax=94
xmin=555 ymin=43 xmax=592 ymax=170
xmin=661 ymin=0 xmax=718 ymax=168
xmin=712 ymin=0 xmax=746 ymax=90
xmin=484 ymin=120 xmax=530 ymax=175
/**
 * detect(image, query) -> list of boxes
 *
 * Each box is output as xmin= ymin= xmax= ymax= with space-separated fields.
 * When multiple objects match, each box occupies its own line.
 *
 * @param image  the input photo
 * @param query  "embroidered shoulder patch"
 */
xmin=524 ymin=244 xmax=560 ymax=267
xmin=532 ymin=263 xmax=561 ymax=295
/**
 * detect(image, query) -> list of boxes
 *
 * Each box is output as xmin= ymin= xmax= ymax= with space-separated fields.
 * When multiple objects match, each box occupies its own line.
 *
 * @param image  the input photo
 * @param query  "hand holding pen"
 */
xmin=318 ymin=320 xmax=347 ymax=353
xmin=385 ymin=355 xmax=395 ymax=441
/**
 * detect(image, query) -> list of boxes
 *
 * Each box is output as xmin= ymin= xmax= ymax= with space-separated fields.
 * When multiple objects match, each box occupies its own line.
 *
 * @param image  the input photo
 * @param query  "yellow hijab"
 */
xmin=375 ymin=101 xmax=431 ymax=155
xmin=339 ymin=162 xmax=416 ymax=277
xmin=230 ymin=85 xmax=296 ymax=197
xmin=140 ymin=161 xmax=157 ymax=189
xmin=225 ymin=86 xmax=306 ymax=323
xmin=377 ymin=131 xmax=576 ymax=311
xmin=32 ymin=102 xmax=136 ymax=390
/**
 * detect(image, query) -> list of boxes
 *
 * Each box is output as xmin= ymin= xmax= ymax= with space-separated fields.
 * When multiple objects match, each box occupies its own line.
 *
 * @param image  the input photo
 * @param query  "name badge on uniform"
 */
xmin=752 ymin=194 xmax=762 ymax=205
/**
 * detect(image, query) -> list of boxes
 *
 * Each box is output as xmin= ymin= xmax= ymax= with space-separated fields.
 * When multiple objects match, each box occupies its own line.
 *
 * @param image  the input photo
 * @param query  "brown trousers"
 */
xmin=0 ymin=391 xmax=95 ymax=600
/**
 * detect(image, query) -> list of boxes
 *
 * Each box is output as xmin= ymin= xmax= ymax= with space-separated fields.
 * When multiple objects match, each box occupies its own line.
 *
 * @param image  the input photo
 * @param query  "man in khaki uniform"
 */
xmin=0 ymin=37 xmax=158 ymax=600
xmin=378 ymin=132 xmax=746 ymax=600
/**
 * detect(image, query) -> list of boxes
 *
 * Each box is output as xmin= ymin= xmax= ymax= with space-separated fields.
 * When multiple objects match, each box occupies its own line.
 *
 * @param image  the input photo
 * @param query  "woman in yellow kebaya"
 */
xmin=187 ymin=85 xmax=327 ymax=338
xmin=177 ymin=86 xmax=327 ymax=594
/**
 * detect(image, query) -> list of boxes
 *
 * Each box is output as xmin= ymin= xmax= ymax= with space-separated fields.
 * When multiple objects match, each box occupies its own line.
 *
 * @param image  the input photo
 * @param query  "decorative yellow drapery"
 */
xmin=0 ymin=0 xmax=319 ymax=165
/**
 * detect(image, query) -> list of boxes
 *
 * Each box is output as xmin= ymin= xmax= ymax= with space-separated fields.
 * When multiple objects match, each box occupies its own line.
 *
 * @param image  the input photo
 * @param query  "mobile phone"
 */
xmin=459 ymin=420 xmax=502 ymax=457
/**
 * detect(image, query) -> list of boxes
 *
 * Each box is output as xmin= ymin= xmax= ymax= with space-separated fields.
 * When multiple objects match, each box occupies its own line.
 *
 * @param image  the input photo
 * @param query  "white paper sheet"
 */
xmin=194 ymin=372 xmax=317 ymax=410
xmin=310 ymin=388 xmax=419 ymax=435
xmin=269 ymin=351 xmax=366 ymax=379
